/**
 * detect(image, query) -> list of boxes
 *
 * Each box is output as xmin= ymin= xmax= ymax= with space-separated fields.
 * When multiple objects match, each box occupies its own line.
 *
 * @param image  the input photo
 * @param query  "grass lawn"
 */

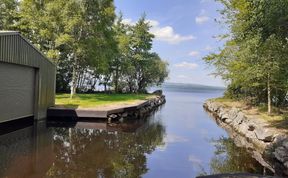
xmin=55 ymin=93 xmax=155 ymax=109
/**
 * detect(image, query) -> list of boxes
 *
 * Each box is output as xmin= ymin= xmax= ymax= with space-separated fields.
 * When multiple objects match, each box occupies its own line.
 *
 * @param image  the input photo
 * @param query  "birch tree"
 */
xmin=205 ymin=0 xmax=288 ymax=113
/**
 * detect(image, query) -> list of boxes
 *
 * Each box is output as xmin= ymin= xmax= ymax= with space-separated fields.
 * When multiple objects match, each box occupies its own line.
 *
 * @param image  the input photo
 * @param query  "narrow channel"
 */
xmin=0 ymin=84 xmax=272 ymax=177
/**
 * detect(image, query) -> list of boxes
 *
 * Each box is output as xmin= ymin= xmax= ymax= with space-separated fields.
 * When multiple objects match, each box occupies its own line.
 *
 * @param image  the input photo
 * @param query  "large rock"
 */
xmin=228 ymin=108 xmax=240 ymax=120
xmin=270 ymin=135 xmax=288 ymax=170
xmin=254 ymin=128 xmax=274 ymax=142
xmin=231 ymin=112 xmax=245 ymax=127
xmin=273 ymin=146 xmax=288 ymax=163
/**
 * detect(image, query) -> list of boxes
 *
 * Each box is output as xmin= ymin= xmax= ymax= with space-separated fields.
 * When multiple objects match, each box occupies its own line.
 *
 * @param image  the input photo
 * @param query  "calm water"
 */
xmin=0 ymin=84 xmax=269 ymax=178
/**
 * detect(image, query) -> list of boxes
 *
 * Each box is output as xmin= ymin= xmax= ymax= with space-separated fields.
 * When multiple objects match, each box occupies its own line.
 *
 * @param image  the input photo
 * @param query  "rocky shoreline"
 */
xmin=107 ymin=94 xmax=166 ymax=121
xmin=204 ymin=100 xmax=288 ymax=177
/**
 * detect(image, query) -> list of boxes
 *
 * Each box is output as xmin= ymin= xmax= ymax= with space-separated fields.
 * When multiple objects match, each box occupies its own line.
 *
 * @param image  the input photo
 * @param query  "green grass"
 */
xmin=55 ymin=93 xmax=155 ymax=109
xmin=210 ymin=97 xmax=235 ymax=103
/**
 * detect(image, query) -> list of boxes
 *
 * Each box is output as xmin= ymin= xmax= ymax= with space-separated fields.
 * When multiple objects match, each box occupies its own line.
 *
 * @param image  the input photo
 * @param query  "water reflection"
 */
xmin=0 ymin=121 xmax=54 ymax=178
xmin=195 ymin=137 xmax=271 ymax=177
xmin=209 ymin=137 xmax=267 ymax=175
xmin=0 ymin=85 xmax=277 ymax=177
xmin=0 ymin=116 xmax=165 ymax=178
xmin=47 ymin=118 xmax=165 ymax=177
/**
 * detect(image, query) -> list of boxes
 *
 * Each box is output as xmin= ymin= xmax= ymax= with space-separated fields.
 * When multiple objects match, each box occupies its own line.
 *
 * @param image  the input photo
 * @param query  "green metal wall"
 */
xmin=0 ymin=62 xmax=35 ymax=122
xmin=0 ymin=32 xmax=56 ymax=120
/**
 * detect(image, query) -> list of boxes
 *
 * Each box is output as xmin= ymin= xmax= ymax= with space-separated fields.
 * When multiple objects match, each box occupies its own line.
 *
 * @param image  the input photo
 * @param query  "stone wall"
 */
xmin=204 ymin=100 xmax=288 ymax=176
xmin=108 ymin=95 xmax=166 ymax=120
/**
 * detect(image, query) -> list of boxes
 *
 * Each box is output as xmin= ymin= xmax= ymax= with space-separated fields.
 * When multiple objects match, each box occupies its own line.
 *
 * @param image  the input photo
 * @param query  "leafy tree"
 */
xmin=1 ymin=0 xmax=168 ymax=94
xmin=0 ymin=0 xmax=18 ymax=30
xmin=112 ymin=14 xmax=131 ymax=92
xmin=130 ymin=16 xmax=168 ymax=93
xmin=136 ymin=52 xmax=169 ymax=92
xmin=110 ymin=15 xmax=169 ymax=93
xmin=131 ymin=16 xmax=153 ymax=92
xmin=205 ymin=0 xmax=288 ymax=114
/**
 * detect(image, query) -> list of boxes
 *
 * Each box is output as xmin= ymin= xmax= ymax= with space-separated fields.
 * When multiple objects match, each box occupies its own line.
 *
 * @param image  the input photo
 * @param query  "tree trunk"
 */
xmin=267 ymin=74 xmax=272 ymax=115
xmin=70 ymin=56 xmax=77 ymax=99
xmin=91 ymin=78 xmax=97 ymax=91
xmin=104 ymin=84 xmax=107 ymax=92
xmin=70 ymin=27 xmax=83 ymax=98
xmin=115 ymin=66 xmax=119 ymax=93
xmin=77 ymin=71 xmax=82 ymax=89
xmin=80 ymin=73 xmax=85 ymax=90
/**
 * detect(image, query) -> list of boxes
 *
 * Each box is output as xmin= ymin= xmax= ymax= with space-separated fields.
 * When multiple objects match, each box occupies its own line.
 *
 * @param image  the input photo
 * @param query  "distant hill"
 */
xmin=163 ymin=82 xmax=226 ymax=90
xmin=149 ymin=82 xmax=226 ymax=93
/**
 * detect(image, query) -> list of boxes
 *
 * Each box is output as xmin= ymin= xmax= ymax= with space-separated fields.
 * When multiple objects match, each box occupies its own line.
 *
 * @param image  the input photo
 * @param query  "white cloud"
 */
xmin=150 ymin=25 xmax=196 ymax=44
xmin=195 ymin=16 xmax=210 ymax=24
xmin=164 ymin=134 xmax=189 ymax=143
xmin=177 ymin=75 xmax=189 ymax=79
xmin=188 ymin=155 xmax=202 ymax=164
xmin=122 ymin=18 xmax=134 ymax=25
xmin=158 ymin=134 xmax=189 ymax=152
xmin=188 ymin=155 xmax=203 ymax=170
xmin=195 ymin=10 xmax=210 ymax=24
xmin=189 ymin=51 xmax=200 ymax=57
xmin=201 ymin=0 xmax=212 ymax=3
xmin=174 ymin=62 xmax=199 ymax=69
xmin=205 ymin=45 xmax=214 ymax=51
xmin=123 ymin=18 xmax=196 ymax=44
xmin=146 ymin=19 xmax=159 ymax=27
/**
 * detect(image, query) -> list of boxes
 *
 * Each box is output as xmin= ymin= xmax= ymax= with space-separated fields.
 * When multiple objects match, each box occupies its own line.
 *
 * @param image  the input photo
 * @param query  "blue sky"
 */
xmin=114 ymin=0 xmax=226 ymax=87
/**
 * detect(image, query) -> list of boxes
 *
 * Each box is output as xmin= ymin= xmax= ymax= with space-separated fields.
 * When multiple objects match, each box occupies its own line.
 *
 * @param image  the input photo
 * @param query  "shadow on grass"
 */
xmin=266 ymin=119 xmax=288 ymax=132
xmin=56 ymin=104 xmax=80 ymax=109
xmin=76 ymin=94 xmax=150 ymax=102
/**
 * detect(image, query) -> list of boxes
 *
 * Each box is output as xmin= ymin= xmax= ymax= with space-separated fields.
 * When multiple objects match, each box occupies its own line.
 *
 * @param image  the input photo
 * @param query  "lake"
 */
xmin=0 ymin=84 xmax=270 ymax=177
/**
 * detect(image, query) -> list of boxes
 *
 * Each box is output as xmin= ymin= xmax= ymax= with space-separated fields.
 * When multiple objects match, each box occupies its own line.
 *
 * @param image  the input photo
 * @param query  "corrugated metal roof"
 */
xmin=0 ymin=31 xmax=19 ymax=36
xmin=0 ymin=31 xmax=55 ymax=65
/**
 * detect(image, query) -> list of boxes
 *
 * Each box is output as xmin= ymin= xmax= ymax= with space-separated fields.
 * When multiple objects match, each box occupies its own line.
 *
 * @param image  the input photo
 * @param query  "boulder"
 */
xmin=231 ymin=112 xmax=245 ymax=126
xmin=283 ymin=141 xmax=288 ymax=149
xmin=254 ymin=128 xmax=274 ymax=142
xmin=273 ymin=146 xmax=288 ymax=163
xmin=228 ymin=108 xmax=240 ymax=120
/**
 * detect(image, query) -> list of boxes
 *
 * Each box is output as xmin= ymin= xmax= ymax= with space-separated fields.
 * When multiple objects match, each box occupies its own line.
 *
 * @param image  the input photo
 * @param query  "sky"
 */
xmin=114 ymin=0 xmax=227 ymax=87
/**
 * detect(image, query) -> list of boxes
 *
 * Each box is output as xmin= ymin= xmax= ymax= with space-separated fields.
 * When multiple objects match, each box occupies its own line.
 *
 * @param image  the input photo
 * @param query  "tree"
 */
xmin=205 ymin=0 xmax=288 ymax=113
xmin=0 ymin=0 xmax=18 ymax=30
xmin=111 ymin=15 xmax=169 ymax=93
xmin=130 ymin=15 xmax=154 ymax=92
xmin=136 ymin=52 xmax=169 ymax=92
xmin=84 ymin=0 xmax=117 ymax=93
xmin=112 ymin=14 xmax=131 ymax=92
xmin=257 ymin=36 xmax=288 ymax=113
xmin=1 ymin=0 xmax=168 ymax=94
